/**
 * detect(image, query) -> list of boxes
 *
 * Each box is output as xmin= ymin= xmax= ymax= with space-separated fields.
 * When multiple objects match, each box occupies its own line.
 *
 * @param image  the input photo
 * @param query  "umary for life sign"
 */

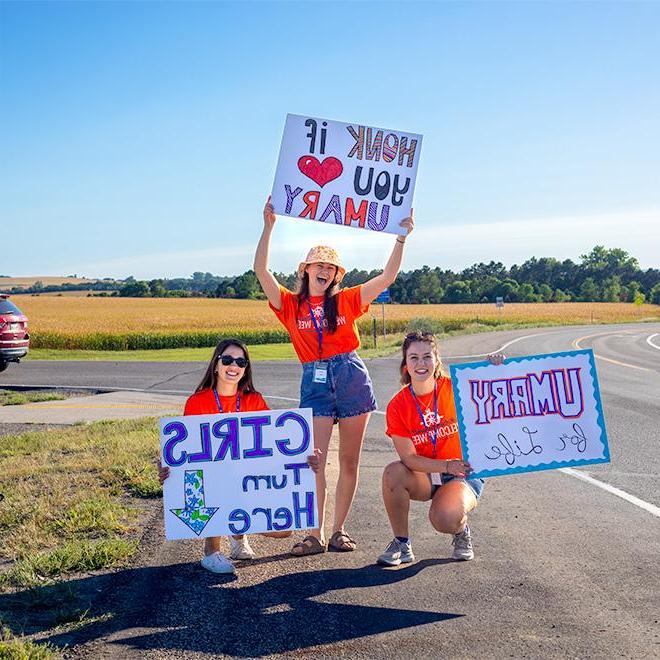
xmin=160 ymin=408 xmax=317 ymax=540
xmin=271 ymin=114 xmax=422 ymax=236
xmin=450 ymin=350 xmax=610 ymax=479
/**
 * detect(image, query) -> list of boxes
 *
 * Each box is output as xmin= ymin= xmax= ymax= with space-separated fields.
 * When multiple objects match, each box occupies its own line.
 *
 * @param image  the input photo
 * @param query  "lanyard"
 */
xmin=408 ymin=383 xmax=439 ymax=458
xmin=307 ymin=302 xmax=324 ymax=360
xmin=213 ymin=389 xmax=241 ymax=413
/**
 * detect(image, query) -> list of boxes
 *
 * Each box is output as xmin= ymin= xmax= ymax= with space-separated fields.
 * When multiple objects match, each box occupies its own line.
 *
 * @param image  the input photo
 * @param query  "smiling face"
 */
xmin=305 ymin=262 xmax=338 ymax=296
xmin=404 ymin=340 xmax=437 ymax=385
xmin=215 ymin=344 xmax=247 ymax=392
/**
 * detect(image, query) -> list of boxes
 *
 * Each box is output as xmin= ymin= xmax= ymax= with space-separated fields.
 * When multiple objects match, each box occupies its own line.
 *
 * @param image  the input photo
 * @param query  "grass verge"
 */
xmin=0 ymin=418 xmax=161 ymax=645
xmin=23 ymin=318 xmax=622 ymax=362
xmin=0 ymin=626 xmax=60 ymax=659
xmin=0 ymin=390 xmax=67 ymax=406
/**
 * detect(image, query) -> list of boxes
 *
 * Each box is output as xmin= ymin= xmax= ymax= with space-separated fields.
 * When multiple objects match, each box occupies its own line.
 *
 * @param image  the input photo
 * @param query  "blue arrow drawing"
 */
xmin=170 ymin=469 xmax=219 ymax=535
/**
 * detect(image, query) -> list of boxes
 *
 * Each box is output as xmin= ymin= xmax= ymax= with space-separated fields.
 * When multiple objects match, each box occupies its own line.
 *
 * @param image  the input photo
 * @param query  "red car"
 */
xmin=0 ymin=295 xmax=29 ymax=372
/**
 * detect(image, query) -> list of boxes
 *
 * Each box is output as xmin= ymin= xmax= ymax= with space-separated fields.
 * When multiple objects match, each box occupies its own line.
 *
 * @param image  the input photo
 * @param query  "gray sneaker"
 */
xmin=377 ymin=538 xmax=415 ymax=566
xmin=452 ymin=524 xmax=474 ymax=561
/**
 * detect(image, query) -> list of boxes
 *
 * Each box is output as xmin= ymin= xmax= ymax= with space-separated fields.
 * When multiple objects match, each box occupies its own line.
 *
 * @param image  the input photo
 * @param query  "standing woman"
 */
xmin=254 ymin=197 xmax=413 ymax=556
xmin=159 ymin=338 xmax=289 ymax=574
xmin=378 ymin=331 xmax=503 ymax=566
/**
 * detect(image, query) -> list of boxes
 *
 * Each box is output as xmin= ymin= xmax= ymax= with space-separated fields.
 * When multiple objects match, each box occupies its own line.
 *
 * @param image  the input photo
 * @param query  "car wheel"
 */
xmin=0 ymin=361 xmax=8 ymax=373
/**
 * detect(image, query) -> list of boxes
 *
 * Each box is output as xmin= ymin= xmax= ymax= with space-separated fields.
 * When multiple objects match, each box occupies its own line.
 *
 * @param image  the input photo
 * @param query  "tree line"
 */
xmin=8 ymin=246 xmax=659 ymax=304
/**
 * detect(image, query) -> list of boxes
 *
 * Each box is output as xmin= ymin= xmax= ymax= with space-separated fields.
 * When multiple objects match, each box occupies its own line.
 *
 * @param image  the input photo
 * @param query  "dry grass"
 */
xmin=0 ymin=277 xmax=96 ymax=291
xmin=13 ymin=295 xmax=660 ymax=337
xmin=0 ymin=419 xmax=160 ymax=586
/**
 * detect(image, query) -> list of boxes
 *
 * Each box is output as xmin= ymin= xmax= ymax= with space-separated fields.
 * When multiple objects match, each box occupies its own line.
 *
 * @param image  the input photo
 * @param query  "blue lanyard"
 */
xmin=408 ymin=383 xmax=439 ymax=458
xmin=307 ymin=302 xmax=324 ymax=359
xmin=213 ymin=389 xmax=240 ymax=413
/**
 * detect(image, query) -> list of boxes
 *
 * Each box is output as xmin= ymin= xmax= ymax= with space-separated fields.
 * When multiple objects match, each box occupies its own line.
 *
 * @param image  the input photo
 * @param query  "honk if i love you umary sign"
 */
xmin=271 ymin=114 xmax=422 ymax=235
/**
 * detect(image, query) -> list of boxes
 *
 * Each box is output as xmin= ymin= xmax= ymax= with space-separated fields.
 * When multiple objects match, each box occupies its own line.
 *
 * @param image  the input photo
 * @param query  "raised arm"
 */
xmin=392 ymin=435 xmax=472 ymax=477
xmin=360 ymin=210 xmax=414 ymax=306
xmin=253 ymin=196 xmax=282 ymax=310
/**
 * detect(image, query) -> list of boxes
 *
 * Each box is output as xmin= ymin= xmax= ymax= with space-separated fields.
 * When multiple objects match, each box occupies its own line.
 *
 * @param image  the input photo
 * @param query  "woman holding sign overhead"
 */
xmin=377 ymin=331 xmax=504 ymax=566
xmin=158 ymin=338 xmax=290 ymax=574
xmin=254 ymin=197 xmax=413 ymax=556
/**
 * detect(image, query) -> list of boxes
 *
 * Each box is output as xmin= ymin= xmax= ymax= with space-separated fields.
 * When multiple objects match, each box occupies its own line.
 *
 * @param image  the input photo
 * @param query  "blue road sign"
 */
xmin=375 ymin=289 xmax=391 ymax=304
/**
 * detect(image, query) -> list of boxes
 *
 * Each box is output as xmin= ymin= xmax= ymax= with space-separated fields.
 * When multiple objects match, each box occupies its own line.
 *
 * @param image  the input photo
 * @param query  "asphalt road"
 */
xmin=2 ymin=323 xmax=659 ymax=658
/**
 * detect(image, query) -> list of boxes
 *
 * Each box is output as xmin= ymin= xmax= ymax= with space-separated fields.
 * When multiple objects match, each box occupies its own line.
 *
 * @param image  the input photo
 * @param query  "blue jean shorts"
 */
xmin=430 ymin=473 xmax=485 ymax=501
xmin=300 ymin=351 xmax=377 ymax=419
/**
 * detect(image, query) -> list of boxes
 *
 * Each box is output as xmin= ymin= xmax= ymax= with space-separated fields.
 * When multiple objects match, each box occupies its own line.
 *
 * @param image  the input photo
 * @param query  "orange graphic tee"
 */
xmin=269 ymin=285 xmax=369 ymax=363
xmin=386 ymin=377 xmax=463 ymax=460
xmin=184 ymin=389 xmax=269 ymax=416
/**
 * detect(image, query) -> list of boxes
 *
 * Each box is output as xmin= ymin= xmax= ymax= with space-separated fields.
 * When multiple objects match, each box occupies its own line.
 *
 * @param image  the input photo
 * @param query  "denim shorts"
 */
xmin=300 ymin=351 xmax=377 ymax=419
xmin=429 ymin=473 xmax=485 ymax=501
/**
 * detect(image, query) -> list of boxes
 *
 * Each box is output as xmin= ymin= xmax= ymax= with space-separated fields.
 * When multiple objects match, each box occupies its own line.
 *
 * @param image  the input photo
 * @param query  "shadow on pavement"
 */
xmin=4 ymin=559 xmax=462 ymax=656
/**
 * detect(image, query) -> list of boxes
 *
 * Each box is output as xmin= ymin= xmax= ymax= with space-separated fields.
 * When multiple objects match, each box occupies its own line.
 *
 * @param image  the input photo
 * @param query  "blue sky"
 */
xmin=2 ymin=0 xmax=659 ymax=279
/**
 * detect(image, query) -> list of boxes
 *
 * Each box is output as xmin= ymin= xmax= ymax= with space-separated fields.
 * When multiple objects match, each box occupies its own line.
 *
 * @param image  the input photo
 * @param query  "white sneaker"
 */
xmin=200 ymin=551 xmax=235 ymax=574
xmin=451 ymin=524 xmax=474 ymax=561
xmin=229 ymin=536 xmax=256 ymax=560
xmin=377 ymin=538 xmax=415 ymax=566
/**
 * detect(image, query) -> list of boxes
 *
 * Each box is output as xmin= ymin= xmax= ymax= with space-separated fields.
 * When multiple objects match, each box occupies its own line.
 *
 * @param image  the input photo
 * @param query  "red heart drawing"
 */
xmin=297 ymin=155 xmax=343 ymax=187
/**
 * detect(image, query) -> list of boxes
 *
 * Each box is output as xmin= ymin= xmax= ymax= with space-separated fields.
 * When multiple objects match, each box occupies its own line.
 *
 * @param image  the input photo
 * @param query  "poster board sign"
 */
xmin=160 ymin=408 xmax=317 ymax=540
xmin=271 ymin=113 xmax=422 ymax=235
xmin=450 ymin=349 xmax=610 ymax=479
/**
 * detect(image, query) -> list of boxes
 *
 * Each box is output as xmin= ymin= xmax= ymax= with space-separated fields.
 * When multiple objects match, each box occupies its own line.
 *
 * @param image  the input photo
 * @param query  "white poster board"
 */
xmin=271 ymin=113 xmax=422 ymax=235
xmin=160 ymin=408 xmax=317 ymax=540
xmin=450 ymin=350 xmax=610 ymax=478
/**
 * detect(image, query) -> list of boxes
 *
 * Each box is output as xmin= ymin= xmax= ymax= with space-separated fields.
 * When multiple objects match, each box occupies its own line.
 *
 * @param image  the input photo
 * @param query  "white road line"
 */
xmin=647 ymin=333 xmax=660 ymax=350
xmin=560 ymin=468 xmax=660 ymax=518
xmin=444 ymin=331 xmax=556 ymax=359
xmin=573 ymin=331 xmax=652 ymax=372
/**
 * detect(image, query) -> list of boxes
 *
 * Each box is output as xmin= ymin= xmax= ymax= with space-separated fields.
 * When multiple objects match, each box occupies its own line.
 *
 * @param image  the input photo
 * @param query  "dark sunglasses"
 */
xmin=218 ymin=355 xmax=248 ymax=368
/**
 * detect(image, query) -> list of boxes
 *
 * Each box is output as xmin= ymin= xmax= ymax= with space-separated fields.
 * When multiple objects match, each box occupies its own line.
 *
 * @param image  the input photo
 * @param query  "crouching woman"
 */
xmin=377 ymin=331 xmax=504 ymax=566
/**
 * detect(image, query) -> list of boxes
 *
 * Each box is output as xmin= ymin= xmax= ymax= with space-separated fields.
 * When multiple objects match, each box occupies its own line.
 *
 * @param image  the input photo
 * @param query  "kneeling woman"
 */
xmin=378 ymin=331 xmax=503 ymax=566
xmin=159 ymin=338 xmax=290 ymax=574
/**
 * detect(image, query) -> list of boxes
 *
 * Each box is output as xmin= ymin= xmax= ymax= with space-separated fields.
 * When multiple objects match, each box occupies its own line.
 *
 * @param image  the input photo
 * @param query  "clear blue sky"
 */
xmin=2 ymin=0 xmax=659 ymax=279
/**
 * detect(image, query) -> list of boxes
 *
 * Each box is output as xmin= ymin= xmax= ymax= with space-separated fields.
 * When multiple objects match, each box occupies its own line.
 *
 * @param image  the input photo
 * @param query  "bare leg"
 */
xmin=204 ymin=536 xmax=222 ymax=556
xmin=428 ymin=480 xmax=477 ymax=535
xmin=382 ymin=461 xmax=433 ymax=537
xmin=332 ymin=412 xmax=371 ymax=534
xmin=291 ymin=415 xmax=333 ymax=554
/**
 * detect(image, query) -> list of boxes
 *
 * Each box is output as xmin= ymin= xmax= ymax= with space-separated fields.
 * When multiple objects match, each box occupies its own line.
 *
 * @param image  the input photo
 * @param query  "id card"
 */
xmin=430 ymin=472 xmax=442 ymax=486
xmin=313 ymin=363 xmax=328 ymax=384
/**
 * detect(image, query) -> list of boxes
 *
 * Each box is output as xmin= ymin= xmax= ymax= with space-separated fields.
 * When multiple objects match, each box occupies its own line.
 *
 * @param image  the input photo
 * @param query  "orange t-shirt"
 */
xmin=183 ymin=388 xmax=269 ymax=416
xmin=385 ymin=377 xmax=462 ymax=460
xmin=269 ymin=285 xmax=369 ymax=363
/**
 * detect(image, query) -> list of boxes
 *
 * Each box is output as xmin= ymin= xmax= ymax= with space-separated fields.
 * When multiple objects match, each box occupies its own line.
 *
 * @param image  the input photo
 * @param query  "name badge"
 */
xmin=430 ymin=472 xmax=442 ymax=486
xmin=313 ymin=363 xmax=328 ymax=384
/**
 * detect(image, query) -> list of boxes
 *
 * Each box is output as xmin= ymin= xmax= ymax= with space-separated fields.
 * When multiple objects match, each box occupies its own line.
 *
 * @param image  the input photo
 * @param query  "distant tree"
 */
xmin=149 ymin=279 xmax=167 ymax=297
xmin=537 ymin=283 xmax=553 ymax=302
xmin=579 ymin=277 xmax=599 ymax=302
xmin=553 ymin=288 xmax=571 ymax=302
xmin=601 ymin=276 xmax=622 ymax=302
xmin=444 ymin=280 xmax=471 ymax=304
xmin=119 ymin=280 xmax=150 ymax=297
xmin=650 ymin=283 xmax=660 ymax=305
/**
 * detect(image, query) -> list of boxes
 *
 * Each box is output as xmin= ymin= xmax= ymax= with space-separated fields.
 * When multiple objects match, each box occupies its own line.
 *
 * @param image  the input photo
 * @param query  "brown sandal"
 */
xmin=290 ymin=535 xmax=326 ymax=556
xmin=328 ymin=530 xmax=357 ymax=552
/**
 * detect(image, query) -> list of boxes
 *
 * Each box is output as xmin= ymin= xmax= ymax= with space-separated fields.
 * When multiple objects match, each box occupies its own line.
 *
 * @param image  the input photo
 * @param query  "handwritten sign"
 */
xmin=450 ymin=350 xmax=610 ymax=478
xmin=271 ymin=114 xmax=422 ymax=235
xmin=160 ymin=408 xmax=317 ymax=540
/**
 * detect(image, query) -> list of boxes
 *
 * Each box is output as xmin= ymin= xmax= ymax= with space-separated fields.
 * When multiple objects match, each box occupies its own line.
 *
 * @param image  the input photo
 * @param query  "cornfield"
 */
xmin=13 ymin=296 xmax=659 ymax=351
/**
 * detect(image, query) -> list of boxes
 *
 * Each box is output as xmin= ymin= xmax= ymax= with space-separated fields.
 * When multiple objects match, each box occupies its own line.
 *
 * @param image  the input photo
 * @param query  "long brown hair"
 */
xmin=195 ymin=338 xmax=257 ymax=394
xmin=399 ymin=331 xmax=447 ymax=385
xmin=296 ymin=271 xmax=340 ymax=333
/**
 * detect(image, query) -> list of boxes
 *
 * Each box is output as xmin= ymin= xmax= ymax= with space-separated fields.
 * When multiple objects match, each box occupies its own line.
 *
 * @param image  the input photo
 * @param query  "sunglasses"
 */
xmin=218 ymin=355 xmax=248 ymax=368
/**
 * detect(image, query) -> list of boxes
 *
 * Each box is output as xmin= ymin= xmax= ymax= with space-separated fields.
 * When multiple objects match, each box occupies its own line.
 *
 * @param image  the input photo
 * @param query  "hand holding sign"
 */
xmin=271 ymin=114 xmax=422 ymax=235
xmin=450 ymin=349 xmax=610 ymax=479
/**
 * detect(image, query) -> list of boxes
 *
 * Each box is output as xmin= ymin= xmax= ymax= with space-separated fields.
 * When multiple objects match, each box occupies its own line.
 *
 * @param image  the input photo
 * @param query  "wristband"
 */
xmin=396 ymin=237 xmax=406 ymax=244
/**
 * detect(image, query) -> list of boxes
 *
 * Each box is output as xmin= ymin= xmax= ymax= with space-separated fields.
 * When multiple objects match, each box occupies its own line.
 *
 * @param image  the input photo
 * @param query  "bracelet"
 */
xmin=396 ymin=237 xmax=406 ymax=244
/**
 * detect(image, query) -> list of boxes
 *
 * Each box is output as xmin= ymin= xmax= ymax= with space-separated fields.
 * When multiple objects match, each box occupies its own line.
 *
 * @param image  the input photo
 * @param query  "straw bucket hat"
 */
xmin=297 ymin=245 xmax=346 ymax=283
